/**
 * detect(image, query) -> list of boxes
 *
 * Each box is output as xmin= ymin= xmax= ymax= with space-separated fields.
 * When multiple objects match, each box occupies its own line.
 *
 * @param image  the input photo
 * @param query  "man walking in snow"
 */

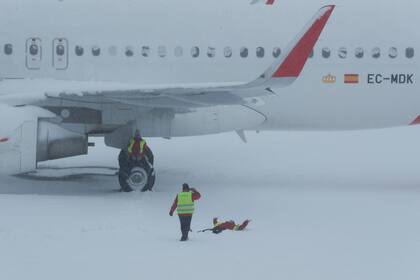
xmin=169 ymin=183 xmax=201 ymax=241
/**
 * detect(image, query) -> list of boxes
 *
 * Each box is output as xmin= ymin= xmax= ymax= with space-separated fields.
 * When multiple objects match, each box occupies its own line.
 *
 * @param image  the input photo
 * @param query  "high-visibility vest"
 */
xmin=127 ymin=138 xmax=146 ymax=155
xmin=214 ymin=220 xmax=223 ymax=227
xmin=177 ymin=192 xmax=195 ymax=215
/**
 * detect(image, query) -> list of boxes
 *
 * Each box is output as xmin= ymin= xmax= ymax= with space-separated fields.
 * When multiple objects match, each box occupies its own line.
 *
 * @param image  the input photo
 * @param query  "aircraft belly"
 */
xmin=169 ymin=105 xmax=266 ymax=137
xmin=254 ymin=78 xmax=420 ymax=130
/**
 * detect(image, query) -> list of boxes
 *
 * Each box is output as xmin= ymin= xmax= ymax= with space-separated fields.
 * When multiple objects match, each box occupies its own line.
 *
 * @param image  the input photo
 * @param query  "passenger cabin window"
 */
xmin=207 ymin=47 xmax=216 ymax=58
xmin=56 ymin=45 xmax=65 ymax=56
xmin=240 ymin=47 xmax=248 ymax=58
xmin=125 ymin=46 xmax=134 ymax=57
xmin=389 ymin=47 xmax=397 ymax=59
xmin=108 ymin=46 xmax=117 ymax=56
xmin=406 ymin=47 xmax=415 ymax=58
xmin=174 ymin=46 xmax=183 ymax=57
xmin=92 ymin=46 xmax=101 ymax=56
xmin=338 ymin=47 xmax=347 ymax=59
xmin=372 ymin=47 xmax=381 ymax=59
xmin=273 ymin=47 xmax=281 ymax=58
xmin=224 ymin=47 xmax=232 ymax=58
xmin=141 ymin=46 xmax=151 ymax=57
xmin=322 ymin=47 xmax=331 ymax=58
xmin=75 ymin=46 xmax=84 ymax=56
xmin=355 ymin=47 xmax=364 ymax=58
xmin=29 ymin=44 xmax=39 ymax=56
xmin=158 ymin=46 xmax=167 ymax=57
xmin=4 ymin=44 xmax=13 ymax=55
xmin=191 ymin=46 xmax=200 ymax=58
xmin=256 ymin=47 xmax=265 ymax=58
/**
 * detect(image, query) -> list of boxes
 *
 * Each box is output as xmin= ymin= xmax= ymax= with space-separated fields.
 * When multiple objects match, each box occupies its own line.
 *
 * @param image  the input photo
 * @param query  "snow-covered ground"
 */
xmin=1 ymin=128 xmax=420 ymax=280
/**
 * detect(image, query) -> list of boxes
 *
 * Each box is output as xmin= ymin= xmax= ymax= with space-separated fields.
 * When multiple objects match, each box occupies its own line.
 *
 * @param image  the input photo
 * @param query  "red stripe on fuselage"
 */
xmin=266 ymin=0 xmax=275 ymax=5
xmin=410 ymin=116 xmax=420 ymax=125
xmin=273 ymin=6 xmax=335 ymax=78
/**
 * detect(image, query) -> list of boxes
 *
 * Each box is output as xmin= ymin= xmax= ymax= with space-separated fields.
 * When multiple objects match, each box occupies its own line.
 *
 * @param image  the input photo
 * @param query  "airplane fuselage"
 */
xmin=0 ymin=0 xmax=419 ymax=130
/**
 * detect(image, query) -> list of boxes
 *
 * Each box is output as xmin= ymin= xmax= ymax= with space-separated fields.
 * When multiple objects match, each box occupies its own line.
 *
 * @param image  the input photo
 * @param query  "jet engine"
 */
xmin=0 ymin=105 xmax=87 ymax=175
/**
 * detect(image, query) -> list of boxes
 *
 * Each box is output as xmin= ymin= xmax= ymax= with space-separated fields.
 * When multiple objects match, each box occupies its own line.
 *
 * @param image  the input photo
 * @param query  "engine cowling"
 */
xmin=0 ymin=105 xmax=87 ymax=175
xmin=36 ymin=120 xmax=88 ymax=162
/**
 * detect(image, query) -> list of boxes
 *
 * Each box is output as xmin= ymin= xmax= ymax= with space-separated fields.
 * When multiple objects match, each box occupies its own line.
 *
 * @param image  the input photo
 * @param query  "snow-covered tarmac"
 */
xmin=1 ymin=129 xmax=420 ymax=280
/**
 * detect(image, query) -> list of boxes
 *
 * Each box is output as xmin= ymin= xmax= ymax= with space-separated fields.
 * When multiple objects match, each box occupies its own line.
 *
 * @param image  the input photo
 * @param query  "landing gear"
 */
xmin=118 ymin=150 xmax=155 ymax=192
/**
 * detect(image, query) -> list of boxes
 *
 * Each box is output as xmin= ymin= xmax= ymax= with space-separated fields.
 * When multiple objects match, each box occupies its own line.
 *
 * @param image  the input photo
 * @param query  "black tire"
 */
xmin=118 ymin=163 xmax=155 ymax=192
xmin=118 ymin=170 xmax=133 ymax=192
xmin=141 ymin=169 xmax=156 ymax=192
xmin=117 ymin=149 xmax=156 ymax=192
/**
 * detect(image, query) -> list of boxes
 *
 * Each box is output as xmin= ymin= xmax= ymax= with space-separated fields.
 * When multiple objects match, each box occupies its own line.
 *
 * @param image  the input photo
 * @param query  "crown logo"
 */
xmin=323 ymin=74 xmax=336 ymax=84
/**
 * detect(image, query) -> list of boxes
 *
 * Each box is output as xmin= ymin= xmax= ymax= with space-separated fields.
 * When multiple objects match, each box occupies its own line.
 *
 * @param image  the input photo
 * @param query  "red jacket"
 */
xmin=211 ymin=218 xmax=250 ymax=233
xmin=170 ymin=189 xmax=201 ymax=217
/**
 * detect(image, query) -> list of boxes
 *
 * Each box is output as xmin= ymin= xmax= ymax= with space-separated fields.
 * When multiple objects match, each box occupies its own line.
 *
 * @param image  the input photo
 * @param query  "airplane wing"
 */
xmin=0 ymin=5 xmax=335 ymax=174
xmin=0 ymin=5 xmax=335 ymax=109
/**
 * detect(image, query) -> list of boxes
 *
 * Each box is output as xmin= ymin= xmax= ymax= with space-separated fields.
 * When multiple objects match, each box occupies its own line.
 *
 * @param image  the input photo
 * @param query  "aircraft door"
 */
xmin=26 ymin=38 xmax=42 ymax=70
xmin=53 ymin=38 xmax=68 ymax=70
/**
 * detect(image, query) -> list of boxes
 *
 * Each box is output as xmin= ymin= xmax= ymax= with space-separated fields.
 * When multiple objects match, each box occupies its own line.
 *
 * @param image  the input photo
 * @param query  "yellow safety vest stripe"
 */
xmin=128 ymin=139 xmax=146 ymax=154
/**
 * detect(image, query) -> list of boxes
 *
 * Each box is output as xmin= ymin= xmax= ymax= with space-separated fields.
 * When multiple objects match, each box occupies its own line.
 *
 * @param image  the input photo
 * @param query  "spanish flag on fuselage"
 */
xmin=344 ymin=74 xmax=359 ymax=84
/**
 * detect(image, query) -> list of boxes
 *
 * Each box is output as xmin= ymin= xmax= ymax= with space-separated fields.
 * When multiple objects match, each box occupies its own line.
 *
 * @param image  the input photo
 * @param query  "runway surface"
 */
xmin=1 ymin=128 xmax=420 ymax=280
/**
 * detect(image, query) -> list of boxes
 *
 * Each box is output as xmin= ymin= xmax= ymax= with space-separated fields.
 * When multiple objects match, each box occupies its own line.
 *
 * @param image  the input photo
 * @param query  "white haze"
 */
xmin=0 ymin=129 xmax=420 ymax=280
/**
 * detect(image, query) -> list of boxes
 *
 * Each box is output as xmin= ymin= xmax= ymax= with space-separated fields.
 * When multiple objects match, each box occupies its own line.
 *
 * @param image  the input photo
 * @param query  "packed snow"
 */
xmin=1 ymin=128 xmax=420 ymax=280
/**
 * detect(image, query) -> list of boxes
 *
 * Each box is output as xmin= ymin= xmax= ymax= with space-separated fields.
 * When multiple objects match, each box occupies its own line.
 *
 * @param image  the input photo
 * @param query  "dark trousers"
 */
xmin=178 ymin=215 xmax=192 ymax=239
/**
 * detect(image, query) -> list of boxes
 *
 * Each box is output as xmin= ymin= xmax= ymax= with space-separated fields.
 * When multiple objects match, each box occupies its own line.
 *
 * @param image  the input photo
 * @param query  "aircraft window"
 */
xmin=4 ymin=44 xmax=13 ymax=55
xmin=273 ymin=47 xmax=281 ymax=58
xmin=174 ymin=46 xmax=183 ymax=57
xmin=389 ymin=47 xmax=398 ymax=59
xmin=29 ymin=44 xmax=39 ymax=56
xmin=75 ymin=46 xmax=84 ymax=56
xmin=240 ymin=47 xmax=248 ymax=58
xmin=256 ymin=47 xmax=265 ymax=58
xmin=322 ymin=47 xmax=331 ymax=58
xmin=191 ymin=46 xmax=200 ymax=58
xmin=92 ymin=46 xmax=101 ymax=56
xmin=56 ymin=45 xmax=65 ymax=56
xmin=338 ymin=47 xmax=347 ymax=59
xmin=207 ymin=47 xmax=216 ymax=58
xmin=108 ymin=46 xmax=117 ymax=56
xmin=406 ymin=47 xmax=415 ymax=58
xmin=125 ymin=46 xmax=134 ymax=57
xmin=355 ymin=47 xmax=364 ymax=59
xmin=372 ymin=47 xmax=381 ymax=59
xmin=224 ymin=47 xmax=232 ymax=58
xmin=158 ymin=46 xmax=167 ymax=57
xmin=141 ymin=46 xmax=151 ymax=57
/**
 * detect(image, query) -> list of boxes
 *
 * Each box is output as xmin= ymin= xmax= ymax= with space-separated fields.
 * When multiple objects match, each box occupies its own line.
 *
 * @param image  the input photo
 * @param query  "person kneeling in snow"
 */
xmin=199 ymin=218 xmax=250 ymax=234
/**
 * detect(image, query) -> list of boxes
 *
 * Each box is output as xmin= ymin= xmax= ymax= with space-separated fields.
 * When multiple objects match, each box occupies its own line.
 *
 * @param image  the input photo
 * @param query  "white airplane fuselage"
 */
xmin=0 ymin=0 xmax=419 ymax=131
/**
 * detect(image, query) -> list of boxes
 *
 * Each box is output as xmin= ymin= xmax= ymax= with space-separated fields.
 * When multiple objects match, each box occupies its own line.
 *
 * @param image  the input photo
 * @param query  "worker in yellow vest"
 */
xmin=127 ymin=129 xmax=147 ymax=158
xmin=169 ymin=183 xmax=201 ymax=241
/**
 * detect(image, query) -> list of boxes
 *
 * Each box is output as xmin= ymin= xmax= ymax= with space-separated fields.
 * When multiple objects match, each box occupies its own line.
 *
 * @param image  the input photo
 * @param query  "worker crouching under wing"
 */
xmin=118 ymin=129 xmax=156 ymax=192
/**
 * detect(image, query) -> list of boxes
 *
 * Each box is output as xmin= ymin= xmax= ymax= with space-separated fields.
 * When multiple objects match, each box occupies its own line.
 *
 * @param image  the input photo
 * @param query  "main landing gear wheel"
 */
xmin=119 ymin=164 xmax=156 ymax=192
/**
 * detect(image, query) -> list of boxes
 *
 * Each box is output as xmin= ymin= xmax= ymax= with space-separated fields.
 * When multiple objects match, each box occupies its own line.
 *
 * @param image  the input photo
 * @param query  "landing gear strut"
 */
xmin=118 ymin=150 xmax=155 ymax=192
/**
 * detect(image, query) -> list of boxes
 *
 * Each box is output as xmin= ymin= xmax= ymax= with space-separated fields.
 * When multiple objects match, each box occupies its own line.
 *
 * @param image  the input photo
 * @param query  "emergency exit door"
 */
xmin=26 ymin=38 xmax=42 ymax=70
xmin=53 ymin=38 xmax=68 ymax=70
